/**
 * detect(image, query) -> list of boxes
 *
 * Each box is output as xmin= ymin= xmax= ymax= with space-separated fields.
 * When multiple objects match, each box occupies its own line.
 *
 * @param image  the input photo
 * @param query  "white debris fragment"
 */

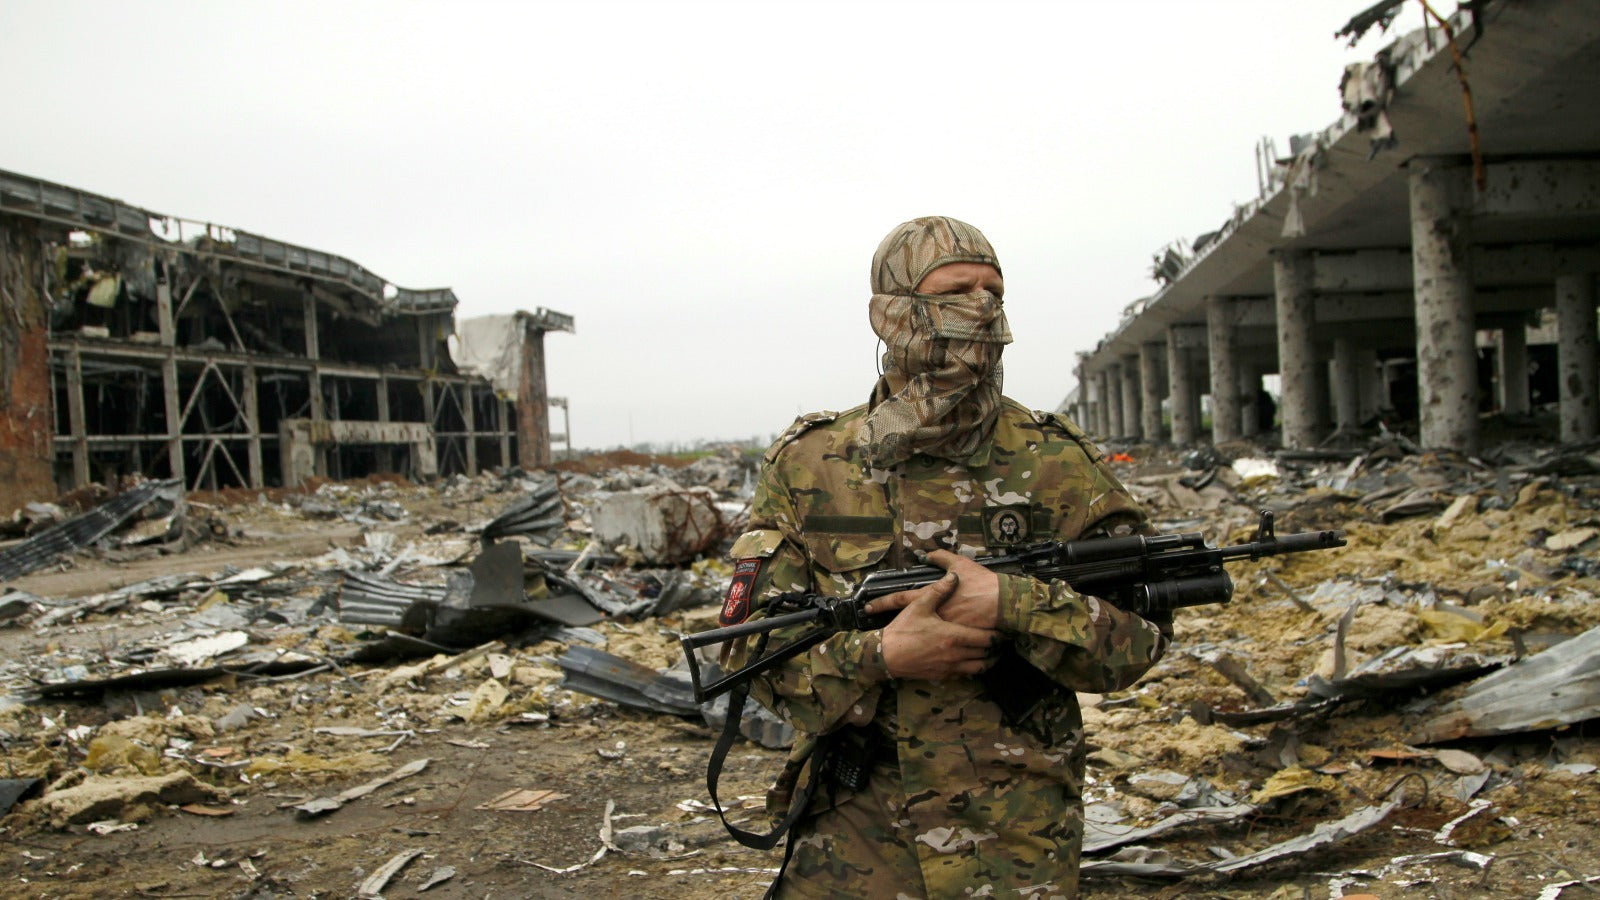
xmin=1232 ymin=458 xmax=1279 ymax=482
xmin=163 ymin=631 xmax=250 ymax=666
xmin=530 ymin=800 xmax=617 ymax=873
xmin=356 ymin=848 xmax=424 ymax=899
xmin=1433 ymin=798 xmax=1494 ymax=845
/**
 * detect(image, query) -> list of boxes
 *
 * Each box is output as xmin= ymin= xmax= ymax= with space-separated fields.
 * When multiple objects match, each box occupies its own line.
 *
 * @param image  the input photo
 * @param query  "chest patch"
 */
xmin=983 ymin=503 xmax=1035 ymax=547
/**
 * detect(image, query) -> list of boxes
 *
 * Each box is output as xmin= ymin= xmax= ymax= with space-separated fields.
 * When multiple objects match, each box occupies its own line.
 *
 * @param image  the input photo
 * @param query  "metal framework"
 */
xmin=0 ymin=167 xmax=571 ymax=504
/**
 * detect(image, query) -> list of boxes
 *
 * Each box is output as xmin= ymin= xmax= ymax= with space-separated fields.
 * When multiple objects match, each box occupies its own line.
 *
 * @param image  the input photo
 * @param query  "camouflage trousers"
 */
xmin=775 ymin=761 xmax=1082 ymax=899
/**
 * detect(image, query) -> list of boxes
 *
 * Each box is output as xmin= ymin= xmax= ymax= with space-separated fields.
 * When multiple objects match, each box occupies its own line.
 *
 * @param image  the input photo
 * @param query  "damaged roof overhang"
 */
xmin=0 ymin=168 xmax=458 ymax=318
xmin=1081 ymin=0 xmax=1600 ymax=367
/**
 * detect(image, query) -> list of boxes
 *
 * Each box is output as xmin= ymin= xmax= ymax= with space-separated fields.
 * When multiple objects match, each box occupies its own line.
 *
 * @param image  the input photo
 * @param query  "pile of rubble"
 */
xmin=0 ymin=438 xmax=1597 ymax=897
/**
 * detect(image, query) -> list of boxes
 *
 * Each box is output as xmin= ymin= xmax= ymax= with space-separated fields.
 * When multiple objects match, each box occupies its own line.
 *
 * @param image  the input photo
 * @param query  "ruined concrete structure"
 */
xmin=1070 ymin=0 xmax=1600 ymax=454
xmin=0 ymin=169 xmax=573 ymax=515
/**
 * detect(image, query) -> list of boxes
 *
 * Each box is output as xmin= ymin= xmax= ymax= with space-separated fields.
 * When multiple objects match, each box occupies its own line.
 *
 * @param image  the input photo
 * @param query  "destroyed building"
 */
xmin=1069 ymin=0 xmax=1600 ymax=455
xmin=0 ymin=168 xmax=574 ymax=515
xmin=5 ymin=2 xmax=1600 ymax=898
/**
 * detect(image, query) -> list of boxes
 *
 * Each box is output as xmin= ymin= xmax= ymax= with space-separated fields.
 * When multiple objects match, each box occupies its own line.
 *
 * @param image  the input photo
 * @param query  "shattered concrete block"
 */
xmin=591 ymin=487 xmax=725 ymax=565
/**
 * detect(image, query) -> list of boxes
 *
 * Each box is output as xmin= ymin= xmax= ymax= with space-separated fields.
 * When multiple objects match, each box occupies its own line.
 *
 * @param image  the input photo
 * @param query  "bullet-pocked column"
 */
xmin=1499 ymin=323 xmax=1530 ymax=416
xmin=1557 ymin=273 xmax=1598 ymax=442
xmin=1238 ymin=365 xmax=1260 ymax=437
xmin=1120 ymin=354 xmax=1142 ymax=441
xmin=1106 ymin=363 xmax=1125 ymax=438
xmin=1167 ymin=326 xmax=1197 ymax=446
xmin=1140 ymin=341 xmax=1165 ymax=443
xmin=1073 ymin=359 xmax=1089 ymax=425
xmin=1206 ymin=295 xmax=1240 ymax=443
xmin=1273 ymin=250 xmax=1317 ymax=449
xmin=1096 ymin=370 xmax=1112 ymax=439
xmin=1094 ymin=369 xmax=1107 ymax=435
xmin=1332 ymin=337 xmax=1360 ymax=433
xmin=1409 ymin=158 xmax=1479 ymax=453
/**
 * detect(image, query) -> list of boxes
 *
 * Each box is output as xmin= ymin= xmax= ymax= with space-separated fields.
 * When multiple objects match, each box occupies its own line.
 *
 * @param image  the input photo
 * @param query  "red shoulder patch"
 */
xmin=720 ymin=559 xmax=761 ymax=625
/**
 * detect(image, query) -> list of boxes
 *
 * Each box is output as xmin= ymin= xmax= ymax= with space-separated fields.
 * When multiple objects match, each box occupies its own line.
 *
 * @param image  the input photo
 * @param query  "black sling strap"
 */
xmin=705 ymin=679 xmax=821 ymax=897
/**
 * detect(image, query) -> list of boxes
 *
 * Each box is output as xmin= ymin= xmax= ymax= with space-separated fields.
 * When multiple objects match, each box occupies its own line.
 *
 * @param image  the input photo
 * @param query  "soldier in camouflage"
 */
xmin=722 ymin=216 xmax=1170 ymax=898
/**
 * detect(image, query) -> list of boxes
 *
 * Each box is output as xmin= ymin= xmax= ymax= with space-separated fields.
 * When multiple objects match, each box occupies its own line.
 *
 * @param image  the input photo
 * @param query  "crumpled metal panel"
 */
xmin=481 ymin=480 xmax=565 ymax=544
xmin=1082 ymin=798 xmax=1400 ymax=877
xmin=1413 ymin=624 xmax=1600 ymax=743
xmin=557 ymin=645 xmax=699 ymax=716
xmin=0 ymin=479 xmax=182 ymax=581
xmin=336 ymin=571 xmax=449 ymax=629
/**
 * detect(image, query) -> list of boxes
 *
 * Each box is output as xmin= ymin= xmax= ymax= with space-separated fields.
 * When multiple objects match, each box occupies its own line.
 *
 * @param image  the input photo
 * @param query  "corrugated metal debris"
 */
xmin=0 ymin=479 xmax=184 ymax=580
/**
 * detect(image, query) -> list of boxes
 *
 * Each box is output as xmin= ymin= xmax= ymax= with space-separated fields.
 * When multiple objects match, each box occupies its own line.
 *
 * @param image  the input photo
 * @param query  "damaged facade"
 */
xmin=0 ymin=168 xmax=573 ymax=515
xmin=1070 ymin=0 xmax=1600 ymax=455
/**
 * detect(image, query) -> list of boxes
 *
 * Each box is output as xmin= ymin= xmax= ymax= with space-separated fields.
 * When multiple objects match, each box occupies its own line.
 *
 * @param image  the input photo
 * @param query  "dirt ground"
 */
xmin=4 ymin=450 xmax=1600 ymax=898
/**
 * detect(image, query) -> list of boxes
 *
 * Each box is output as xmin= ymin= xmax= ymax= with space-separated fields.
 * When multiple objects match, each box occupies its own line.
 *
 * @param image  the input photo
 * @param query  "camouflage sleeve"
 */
xmin=721 ymin=459 xmax=889 ymax=736
xmin=994 ymin=451 xmax=1170 ymax=693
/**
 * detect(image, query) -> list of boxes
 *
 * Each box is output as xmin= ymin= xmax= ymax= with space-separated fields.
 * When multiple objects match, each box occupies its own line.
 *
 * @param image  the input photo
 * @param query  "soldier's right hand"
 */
xmin=879 ymin=574 xmax=1001 ymax=681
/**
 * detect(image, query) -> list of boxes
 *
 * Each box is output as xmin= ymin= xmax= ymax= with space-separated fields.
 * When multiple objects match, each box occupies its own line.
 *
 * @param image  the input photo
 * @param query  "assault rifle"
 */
xmin=681 ymin=510 xmax=1344 ymax=702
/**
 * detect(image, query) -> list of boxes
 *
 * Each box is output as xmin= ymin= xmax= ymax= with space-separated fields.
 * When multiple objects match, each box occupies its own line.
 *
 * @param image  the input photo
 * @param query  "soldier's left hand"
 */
xmin=866 ymin=549 xmax=1000 ymax=631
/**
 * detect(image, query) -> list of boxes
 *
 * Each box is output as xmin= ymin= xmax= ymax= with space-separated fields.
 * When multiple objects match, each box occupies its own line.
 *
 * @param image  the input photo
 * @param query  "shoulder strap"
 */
xmin=764 ymin=410 xmax=840 ymax=464
xmin=1034 ymin=408 xmax=1105 ymax=463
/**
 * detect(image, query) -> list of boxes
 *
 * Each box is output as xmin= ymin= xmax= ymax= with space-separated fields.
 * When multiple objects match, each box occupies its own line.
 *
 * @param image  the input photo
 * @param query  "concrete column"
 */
xmin=1499 ymin=324 xmax=1530 ymax=416
xmin=1105 ymin=363 xmax=1124 ymax=438
xmin=499 ymin=398 xmax=513 ymax=468
xmin=1097 ymin=370 xmax=1113 ymax=438
xmin=516 ymin=322 xmax=552 ymax=470
xmin=1072 ymin=359 xmax=1088 ymax=426
xmin=463 ymin=382 xmax=479 ymax=475
xmin=303 ymin=290 xmax=326 ymax=477
xmin=1315 ymin=350 xmax=1334 ymax=435
xmin=1358 ymin=348 xmax=1383 ymax=422
xmin=375 ymin=374 xmax=396 ymax=472
xmin=1274 ymin=250 xmax=1317 ymax=449
xmin=1409 ymin=158 xmax=1479 ymax=453
xmin=1189 ymin=384 xmax=1204 ymax=439
xmin=1089 ymin=371 xmax=1104 ymax=438
xmin=1206 ymin=296 xmax=1241 ymax=443
xmin=1333 ymin=337 xmax=1360 ymax=432
xmin=1557 ymin=273 xmax=1598 ymax=442
xmin=66 ymin=345 xmax=89 ymax=487
xmin=1092 ymin=373 xmax=1107 ymax=437
xmin=1139 ymin=342 xmax=1165 ymax=443
xmin=1238 ymin=364 xmax=1261 ymax=438
xmin=1167 ymin=326 xmax=1197 ymax=446
xmin=243 ymin=364 xmax=263 ymax=489
xmin=156 ymin=267 xmax=186 ymax=484
xmin=1120 ymin=354 xmax=1142 ymax=441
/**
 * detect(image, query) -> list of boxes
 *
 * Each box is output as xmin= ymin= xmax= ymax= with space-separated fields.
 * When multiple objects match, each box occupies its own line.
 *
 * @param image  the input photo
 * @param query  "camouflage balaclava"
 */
xmin=861 ymin=216 xmax=1012 ymax=468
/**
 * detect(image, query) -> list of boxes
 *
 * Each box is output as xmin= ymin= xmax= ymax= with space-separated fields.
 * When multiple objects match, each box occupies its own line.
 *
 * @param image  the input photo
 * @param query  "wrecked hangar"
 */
xmin=0 ymin=166 xmax=574 ymax=515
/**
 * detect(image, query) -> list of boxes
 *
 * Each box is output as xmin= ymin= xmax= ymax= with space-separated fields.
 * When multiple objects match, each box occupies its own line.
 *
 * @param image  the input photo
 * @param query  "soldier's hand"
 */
xmin=878 ymin=574 xmax=1000 ymax=681
xmin=921 ymin=549 xmax=1000 ymax=631
xmin=866 ymin=551 xmax=1001 ymax=631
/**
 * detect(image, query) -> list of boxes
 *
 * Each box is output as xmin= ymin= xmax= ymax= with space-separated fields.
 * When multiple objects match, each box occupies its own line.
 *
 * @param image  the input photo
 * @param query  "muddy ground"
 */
xmin=3 ymin=445 xmax=1600 ymax=898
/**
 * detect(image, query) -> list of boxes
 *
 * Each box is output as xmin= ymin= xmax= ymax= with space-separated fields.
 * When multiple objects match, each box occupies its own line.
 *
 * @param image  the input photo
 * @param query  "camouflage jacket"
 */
xmin=725 ymin=399 xmax=1169 ymax=896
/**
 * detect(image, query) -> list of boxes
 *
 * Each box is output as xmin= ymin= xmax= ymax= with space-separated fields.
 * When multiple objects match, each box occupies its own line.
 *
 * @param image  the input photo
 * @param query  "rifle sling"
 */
xmin=704 ymin=641 xmax=823 ymax=897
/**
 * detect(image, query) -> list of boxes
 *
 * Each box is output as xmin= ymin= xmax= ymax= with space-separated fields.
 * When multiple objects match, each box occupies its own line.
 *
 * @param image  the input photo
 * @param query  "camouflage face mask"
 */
xmin=861 ymin=217 xmax=1009 ymax=468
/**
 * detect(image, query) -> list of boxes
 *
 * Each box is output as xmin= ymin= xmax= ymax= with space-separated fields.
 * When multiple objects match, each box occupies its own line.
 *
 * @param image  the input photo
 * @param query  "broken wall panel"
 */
xmin=0 ymin=167 xmax=572 ymax=512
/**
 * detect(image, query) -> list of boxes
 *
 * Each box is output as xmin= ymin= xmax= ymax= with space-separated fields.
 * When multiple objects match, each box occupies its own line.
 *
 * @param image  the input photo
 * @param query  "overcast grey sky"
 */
xmin=1 ymin=0 xmax=1400 ymax=451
